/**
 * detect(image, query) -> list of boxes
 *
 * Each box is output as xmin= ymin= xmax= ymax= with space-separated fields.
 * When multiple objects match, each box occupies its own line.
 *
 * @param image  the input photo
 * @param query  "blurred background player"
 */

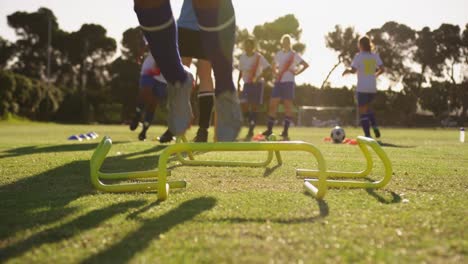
xmin=134 ymin=0 xmax=242 ymax=142
xmin=342 ymin=36 xmax=385 ymax=138
xmin=262 ymin=34 xmax=309 ymax=140
xmin=129 ymin=39 xmax=168 ymax=141
xmin=237 ymin=38 xmax=270 ymax=139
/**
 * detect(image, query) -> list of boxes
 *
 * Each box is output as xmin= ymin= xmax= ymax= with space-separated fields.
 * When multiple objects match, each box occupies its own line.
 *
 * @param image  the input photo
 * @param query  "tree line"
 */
xmin=0 ymin=8 xmax=466 ymax=125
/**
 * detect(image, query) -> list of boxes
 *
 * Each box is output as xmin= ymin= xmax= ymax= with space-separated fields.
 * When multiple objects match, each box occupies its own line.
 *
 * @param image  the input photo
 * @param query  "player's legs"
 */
xmin=134 ymin=0 xmax=193 ymax=136
xmin=195 ymin=59 xmax=214 ymax=142
xmin=280 ymin=82 xmax=295 ymax=139
xmin=130 ymin=75 xmax=152 ymax=131
xmin=245 ymin=82 xmax=263 ymax=138
xmin=263 ymin=97 xmax=281 ymax=137
xmin=193 ymin=0 xmax=242 ymax=141
xmin=281 ymin=99 xmax=294 ymax=139
xmin=357 ymin=93 xmax=372 ymax=138
xmin=139 ymin=91 xmax=158 ymax=141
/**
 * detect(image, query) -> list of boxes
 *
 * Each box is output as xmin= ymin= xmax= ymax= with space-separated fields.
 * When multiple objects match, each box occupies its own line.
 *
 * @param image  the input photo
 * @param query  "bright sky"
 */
xmin=1 ymin=0 xmax=467 ymax=88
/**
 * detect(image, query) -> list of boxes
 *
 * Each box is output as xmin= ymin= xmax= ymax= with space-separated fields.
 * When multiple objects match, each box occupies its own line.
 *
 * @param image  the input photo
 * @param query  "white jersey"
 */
xmin=351 ymin=52 xmax=383 ymax=93
xmin=275 ymin=50 xmax=303 ymax=83
xmin=239 ymin=52 xmax=270 ymax=83
xmin=140 ymin=53 xmax=166 ymax=84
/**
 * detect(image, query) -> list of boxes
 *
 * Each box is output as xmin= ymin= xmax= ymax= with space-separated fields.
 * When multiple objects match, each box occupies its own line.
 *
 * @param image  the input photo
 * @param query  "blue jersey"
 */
xmin=177 ymin=0 xmax=199 ymax=31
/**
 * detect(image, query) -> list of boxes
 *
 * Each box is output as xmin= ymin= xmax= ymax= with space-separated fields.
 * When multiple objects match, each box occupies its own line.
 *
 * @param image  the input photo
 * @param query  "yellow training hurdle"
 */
xmin=90 ymin=136 xmax=392 ymax=201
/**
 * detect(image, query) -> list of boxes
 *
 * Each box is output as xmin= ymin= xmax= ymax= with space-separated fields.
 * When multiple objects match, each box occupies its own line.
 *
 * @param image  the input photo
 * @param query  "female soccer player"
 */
xmin=342 ymin=36 xmax=385 ymax=138
xmin=129 ymin=43 xmax=168 ymax=141
xmin=237 ymin=38 xmax=270 ymax=139
xmin=262 ymin=34 xmax=309 ymax=140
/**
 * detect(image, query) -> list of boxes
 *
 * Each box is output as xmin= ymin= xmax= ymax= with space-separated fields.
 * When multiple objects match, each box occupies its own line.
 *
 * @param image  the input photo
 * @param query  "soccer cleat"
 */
xmin=129 ymin=113 xmax=141 ymax=131
xmin=280 ymin=131 xmax=290 ymax=141
xmin=157 ymin=129 xmax=175 ymax=144
xmin=167 ymin=71 xmax=194 ymax=136
xmin=262 ymin=129 xmax=273 ymax=137
xmin=138 ymin=131 xmax=146 ymax=141
xmin=373 ymin=127 xmax=381 ymax=138
xmin=214 ymin=91 xmax=242 ymax=142
xmin=193 ymin=128 xmax=208 ymax=143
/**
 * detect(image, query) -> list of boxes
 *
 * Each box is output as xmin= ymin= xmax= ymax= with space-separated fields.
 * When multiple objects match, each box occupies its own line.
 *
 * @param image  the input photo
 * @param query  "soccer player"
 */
xmin=134 ymin=0 xmax=241 ymax=142
xmin=342 ymin=36 xmax=385 ymax=138
xmin=262 ymin=34 xmax=309 ymax=140
xmin=237 ymin=38 xmax=270 ymax=139
xmin=129 ymin=45 xmax=168 ymax=141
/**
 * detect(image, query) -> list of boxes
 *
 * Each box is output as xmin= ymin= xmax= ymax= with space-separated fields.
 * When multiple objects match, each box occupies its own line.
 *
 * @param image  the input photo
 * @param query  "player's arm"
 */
xmin=294 ymin=60 xmax=309 ymax=76
xmin=342 ymin=67 xmax=357 ymax=76
xmin=375 ymin=65 xmax=385 ymax=77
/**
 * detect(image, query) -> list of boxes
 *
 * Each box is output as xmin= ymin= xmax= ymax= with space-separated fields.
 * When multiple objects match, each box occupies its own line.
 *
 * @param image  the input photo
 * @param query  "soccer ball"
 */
xmin=330 ymin=126 xmax=346 ymax=143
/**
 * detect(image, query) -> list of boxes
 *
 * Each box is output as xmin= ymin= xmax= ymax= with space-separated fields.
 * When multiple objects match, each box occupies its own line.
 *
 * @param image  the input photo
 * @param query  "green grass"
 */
xmin=0 ymin=122 xmax=466 ymax=263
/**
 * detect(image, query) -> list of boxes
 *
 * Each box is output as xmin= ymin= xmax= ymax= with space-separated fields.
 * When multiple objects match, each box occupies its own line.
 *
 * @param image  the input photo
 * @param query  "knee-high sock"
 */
xmin=360 ymin=114 xmax=371 ymax=137
xmin=134 ymin=1 xmax=186 ymax=84
xmin=198 ymin=91 xmax=214 ymax=129
xmin=283 ymin=116 xmax=292 ymax=135
xmin=193 ymin=0 xmax=236 ymax=96
xmin=144 ymin=110 xmax=154 ymax=126
xmin=249 ymin=111 xmax=257 ymax=126
xmin=267 ymin=116 xmax=275 ymax=132
xmin=368 ymin=111 xmax=377 ymax=128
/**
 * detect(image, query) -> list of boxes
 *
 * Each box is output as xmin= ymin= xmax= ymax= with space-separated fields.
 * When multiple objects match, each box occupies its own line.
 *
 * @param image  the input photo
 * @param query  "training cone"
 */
xmin=252 ymin=134 xmax=266 ymax=142
xmin=68 ymin=135 xmax=83 ymax=141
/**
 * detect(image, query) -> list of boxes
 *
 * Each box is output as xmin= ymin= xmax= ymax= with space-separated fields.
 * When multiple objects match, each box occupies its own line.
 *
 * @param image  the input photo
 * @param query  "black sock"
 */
xmin=283 ymin=116 xmax=292 ymax=135
xmin=198 ymin=91 xmax=214 ymax=130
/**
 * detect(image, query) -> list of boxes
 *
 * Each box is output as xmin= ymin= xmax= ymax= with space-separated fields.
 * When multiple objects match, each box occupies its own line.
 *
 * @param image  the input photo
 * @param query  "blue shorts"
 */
xmin=356 ymin=92 xmax=376 ymax=106
xmin=271 ymin=82 xmax=295 ymax=100
xmin=241 ymin=82 xmax=264 ymax=104
xmin=139 ymin=75 xmax=167 ymax=98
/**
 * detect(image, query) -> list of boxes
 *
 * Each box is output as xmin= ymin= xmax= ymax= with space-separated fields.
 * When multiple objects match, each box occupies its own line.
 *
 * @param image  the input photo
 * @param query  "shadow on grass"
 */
xmin=0 ymin=144 xmax=170 ymax=248
xmin=377 ymin=141 xmax=416 ymax=148
xmin=0 ymin=141 xmax=129 ymax=159
xmin=366 ymin=189 xmax=401 ymax=204
xmin=205 ymin=195 xmax=328 ymax=225
xmin=81 ymin=197 xmax=217 ymax=264
xmin=263 ymin=164 xmax=282 ymax=177
xmin=0 ymin=200 xmax=145 ymax=262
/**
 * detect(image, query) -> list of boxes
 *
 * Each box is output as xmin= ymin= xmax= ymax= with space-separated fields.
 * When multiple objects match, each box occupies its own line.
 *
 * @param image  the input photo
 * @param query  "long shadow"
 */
xmin=204 ymin=195 xmax=328 ymax=225
xmin=81 ymin=197 xmax=217 ymax=264
xmin=0 ymin=141 xmax=129 ymax=159
xmin=377 ymin=141 xmax=416 ymax=149
xmin=366 ymin=189 xmax=401 ymax=204
xmin=0 ymin=144 xmax=171 ymax=244
xmin=0 ymin=200 xmax=145 ymax=262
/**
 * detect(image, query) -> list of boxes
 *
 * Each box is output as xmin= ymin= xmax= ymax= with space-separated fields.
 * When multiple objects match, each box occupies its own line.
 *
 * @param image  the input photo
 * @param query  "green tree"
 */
xmin=367 ymin=22 xmax=416 ymax=82
xmin=322 ymin=25 xmax=359 ymax=89
xmin=7 ymin=8 xmax=61 ymax=79
xmin=0 ymin=37 xmax=15 ymax=68
xmin=0 ymin=71 xmax=17 ymax=116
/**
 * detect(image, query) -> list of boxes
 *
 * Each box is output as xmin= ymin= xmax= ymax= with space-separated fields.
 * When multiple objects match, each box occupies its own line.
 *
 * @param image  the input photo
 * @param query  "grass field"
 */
xmin=0 ymin=122 xmax=467 ymax=263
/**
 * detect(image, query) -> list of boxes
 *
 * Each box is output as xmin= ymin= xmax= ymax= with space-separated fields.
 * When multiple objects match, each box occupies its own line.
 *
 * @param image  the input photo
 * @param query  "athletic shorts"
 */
xmin=271 ymin=82 xmax=295 ymax=100
xmin=241 ymin=82 xmax=264 ymax=104
xmin=178 ymin=27 xmax=208 ymax=60
xmin=139 ymin=75 xmax=167 ymax=98
xmin=356 ymin=92 xmax=376 ymax=106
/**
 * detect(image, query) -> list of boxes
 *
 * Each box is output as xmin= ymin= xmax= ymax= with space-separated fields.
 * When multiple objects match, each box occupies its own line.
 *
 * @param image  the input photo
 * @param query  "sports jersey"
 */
xmin=239 ymin=52 xmax=270 ymax=83
xmin=351 ymin=52 xmax=383 ymax=93
xmin=274 ymin=50 xmax=303 ymax=83
xmin=140 ymin=54 xmax=166 ymax=84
